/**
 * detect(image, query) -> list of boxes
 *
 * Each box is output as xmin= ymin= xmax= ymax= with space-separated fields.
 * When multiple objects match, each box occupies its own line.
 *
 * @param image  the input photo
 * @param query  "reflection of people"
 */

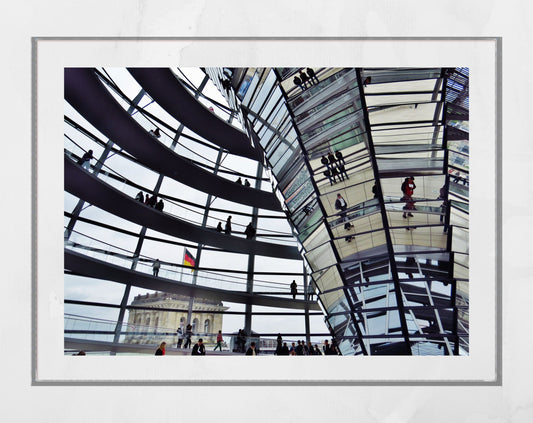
xmin=306 ymin=68 xmax=319 ymax=84
xmin=290 ymin=280 xmax=298 ymax=299
xmin=323 ymin=169 xmax=335 ymax=186
xmin=337 ymin=164 xmax=349 ymax=180
xmin=152 ymin=259 xmax=161 ymax=277
xmin=335 ymin=193 xmax=348 ymax=222
xmin=335 ymin=150 xmax=345 ymax=165
xmin=293 ymin=75 xmax=304 ymax=92
xmin=192 ymin=339 xmax=206 ymax=355
xmin=299 ymin=71 xmax=310 ymax=88
xmin=155 ymin=342 xmax=166 ymax=355
xmin=401 ymin=177 xmax=416 ymax=219
xmin=321 ymin=155 xmax=330 ymax=171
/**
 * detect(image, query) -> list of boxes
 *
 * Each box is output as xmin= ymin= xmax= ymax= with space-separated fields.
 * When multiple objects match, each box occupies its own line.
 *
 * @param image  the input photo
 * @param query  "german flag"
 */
xmin=183 ymin=248 xmax=195 ymax=271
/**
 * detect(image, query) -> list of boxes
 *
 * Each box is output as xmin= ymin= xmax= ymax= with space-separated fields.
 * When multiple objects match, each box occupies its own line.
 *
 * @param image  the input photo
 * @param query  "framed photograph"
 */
xmin=33 ymin=37 xmax=499 ymax=384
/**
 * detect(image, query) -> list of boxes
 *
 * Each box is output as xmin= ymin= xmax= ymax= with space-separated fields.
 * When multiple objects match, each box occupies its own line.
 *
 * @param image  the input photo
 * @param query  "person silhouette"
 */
xmin=306 ymin=68 xmax=319 ymax=84
xmin=225 ymin=216 xmax=232 ymax=235
xmin=299 ymin=71 xmax=310 ymax=89
xmin=293 ymin=75 xmax=304 ymax=92
xmin=290 ymin=280 xmax=298 ymax=299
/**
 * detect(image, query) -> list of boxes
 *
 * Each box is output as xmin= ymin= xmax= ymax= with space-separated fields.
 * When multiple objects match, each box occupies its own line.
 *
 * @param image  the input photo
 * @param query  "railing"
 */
xmin=65 ymin=229 xmax=302 ymax=295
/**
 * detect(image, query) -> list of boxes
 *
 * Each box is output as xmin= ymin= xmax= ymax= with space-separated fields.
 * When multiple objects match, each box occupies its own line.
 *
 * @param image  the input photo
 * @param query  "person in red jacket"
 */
xmin=401 ymin=177 xmax=416 ymax=219
xmin=214 ymin=330 xmax=223 ymax=351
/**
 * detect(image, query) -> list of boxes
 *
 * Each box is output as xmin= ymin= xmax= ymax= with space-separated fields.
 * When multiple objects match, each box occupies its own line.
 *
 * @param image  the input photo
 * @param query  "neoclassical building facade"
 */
xmin=125 ymin=292 xmax=228 ymax=345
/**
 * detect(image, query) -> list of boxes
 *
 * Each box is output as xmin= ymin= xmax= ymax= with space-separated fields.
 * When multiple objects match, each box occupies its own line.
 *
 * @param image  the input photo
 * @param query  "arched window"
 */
xmin=146 ymin=317 xmax=150 ymax=327
xmin=154 ymin=316 xmax=159 ymax=329
xmin=204 ymin=319 xmax=210 ymax=333
xmin=192 ymin=318 xmax=198 ymax=333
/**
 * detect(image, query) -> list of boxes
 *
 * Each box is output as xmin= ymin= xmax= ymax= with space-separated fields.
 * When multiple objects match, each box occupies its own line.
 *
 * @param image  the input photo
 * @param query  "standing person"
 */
xmin=147 ymin=194 xmax=157 ymax=207
xmin=78 ymin=149 xmax=93 ymax=170
xmin=335 ymin=193 xmax=348 ymax=222
xmin=152 ymin=259 xmax=160 ymax=277
xmin=225 ymin=216 xmax=232 ymax=235
xmin=245 ymin=341 xmax=257 ymax=356
xmin=155 ymin=199 xmax=164 ymax=212
xmin=290 ymin=280 xmax=298 ymax=299
xmin=293 ymin=75 xmax=304 ymax=92
xmin=244 ymin=179 xmax=251 ymax=187
xmin=401 ymin=177 xmax=416 ymax=219
xmin=135 ymin=191 xmax=144 ymax=202
xmin=306 ymin=67 xmax=319 ymax=84
xmin=244 ymin=222 xmax=256 ymax=239
xmin=191 ymin=339 xmax=206 ymax=355
xmin=299 ymin=70 xmax=310 ymax=89
xmin=183 ymin=324 xmax=193 ymax=349
xmin=289 ymin=342 xmax=296 ymax=355
xmin=276 ymin=333 xmax=283 ymax=354
xmin=307 ymin=341 xmax=314 ymax=355
xmin=235 ymin=177 xmax=242 ymax=185
xmin=155 ymin=342 xmax=166 ymax=355
xmin=216 ymin=222 xmax=223 ymax=232
xmin=176 ymin=327 xmax=183 ymax=348
xmin=307 ymin=283 xmax=314 ymax=301
xmin=327 ymin=151 xmax=336 ymax=167
xmin=295 ymin=340 xmax=304 ymax=355
xmin=281 ymin=342 xmax=290 ymax=355
xmin=239 ymin=329 xmax=247 ymax=353
xmin=323 ymin=340 xmax=331 ymax=355
xmin=214 ymin=330 xmax=223 ymax=351
xmin=314 ymin=345 xmax=322 ymax=355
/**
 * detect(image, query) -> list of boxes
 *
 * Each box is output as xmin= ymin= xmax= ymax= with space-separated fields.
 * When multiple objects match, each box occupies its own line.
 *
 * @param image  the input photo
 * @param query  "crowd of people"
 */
xmin=274 ymin=335 xmax=340 ymax=356
xmin=153 ymin=331 xmax=341 ymax=356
